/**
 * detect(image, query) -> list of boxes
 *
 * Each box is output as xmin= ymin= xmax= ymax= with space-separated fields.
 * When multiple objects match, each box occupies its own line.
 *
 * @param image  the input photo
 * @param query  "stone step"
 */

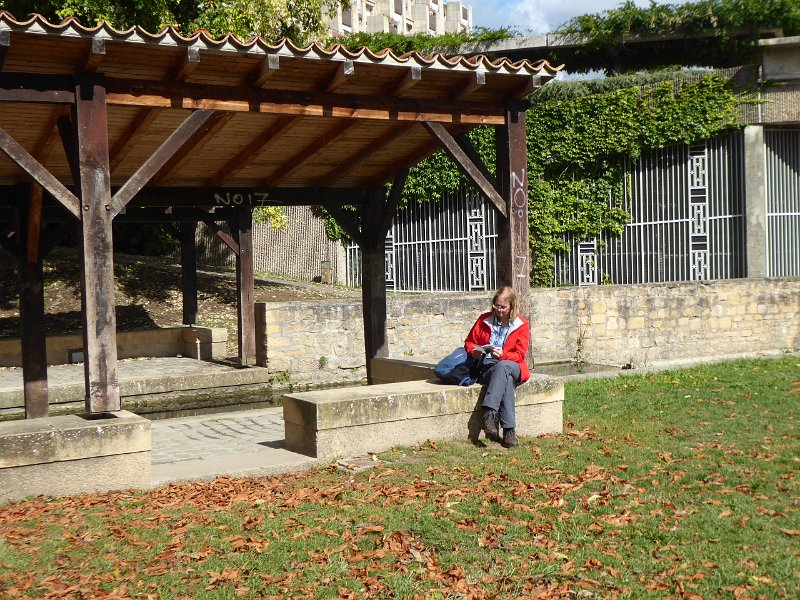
xmin=282 ymin=374 xmax=564 ymax=458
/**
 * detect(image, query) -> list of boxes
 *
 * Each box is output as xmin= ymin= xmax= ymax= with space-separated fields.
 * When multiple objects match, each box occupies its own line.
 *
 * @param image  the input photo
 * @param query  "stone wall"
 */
xmin=255 ymin=278 xmax=800 ymax=385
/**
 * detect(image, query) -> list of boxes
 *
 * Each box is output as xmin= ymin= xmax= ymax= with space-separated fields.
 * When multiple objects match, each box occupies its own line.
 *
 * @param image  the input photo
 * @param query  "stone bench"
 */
xmin=282 ymin=374 xmax=564 ymax=459
xmin=0 ymin=410 xmax=151 ymax=501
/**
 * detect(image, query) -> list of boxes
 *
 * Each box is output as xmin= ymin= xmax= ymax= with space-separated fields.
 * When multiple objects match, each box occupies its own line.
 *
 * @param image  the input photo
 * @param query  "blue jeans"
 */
xmin=480 ymin=360 xmax=521 ymax=430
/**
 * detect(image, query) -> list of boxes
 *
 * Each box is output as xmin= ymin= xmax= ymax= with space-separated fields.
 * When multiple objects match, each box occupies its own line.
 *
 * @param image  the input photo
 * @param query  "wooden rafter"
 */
xmin=31 ymin=106 xmax=70 ymax=166
xmin=0 ymin=30 xmax=9 ymax=72
xmin=109 ymin=48 xmax=202 ymax=173
xmin=83 ymin=38 xmax=105 ymax=72
xmin=315 ymin=125 xmax=409 ymax=187
xmin=452 ymin=71 xmax=486 ymax=101
xmin=264 ymin=120 xmax=358 ymax=187
xmin=0 ymin=125 xmax=80 ymax=218
xmin=422 ymin=121 xmax=507 ymax=217
xmin=322 ymin=60 xmax=355 ymax=93
xmin=112 ymin=109 xmax=224 ymax=215
xmin=390 ymin=65 xmax=422 ymax=97
xmin=151 ymin=111 xmax=233 ymax=186
xmin=103 ymin=79 xmax=509 ymax=125
xmin=249 ymin=54 xmax=280 ymax=88
xmin=206 ymin=116 xmax=299 ymax=187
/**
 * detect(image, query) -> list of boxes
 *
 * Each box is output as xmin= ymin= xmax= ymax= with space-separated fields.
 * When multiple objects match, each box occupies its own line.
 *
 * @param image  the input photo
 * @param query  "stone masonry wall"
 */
xmin=255 ymin=278 xmax=800 ymax=386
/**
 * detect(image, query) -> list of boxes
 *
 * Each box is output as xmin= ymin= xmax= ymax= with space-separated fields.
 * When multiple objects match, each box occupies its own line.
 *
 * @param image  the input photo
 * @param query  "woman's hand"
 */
xmin=490 ymin=347 xmax=502 ymax=359
xmin=470 ymin=349 xmax=484 ymax=360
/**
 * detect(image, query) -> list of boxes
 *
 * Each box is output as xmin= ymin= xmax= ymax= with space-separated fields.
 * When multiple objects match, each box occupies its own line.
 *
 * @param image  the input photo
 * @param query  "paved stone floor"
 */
xmin=149 ymin=407 xmax=284 ymax=465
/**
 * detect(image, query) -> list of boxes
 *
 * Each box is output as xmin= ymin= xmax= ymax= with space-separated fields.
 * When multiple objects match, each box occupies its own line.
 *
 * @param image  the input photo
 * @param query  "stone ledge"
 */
xmin=282 ymin=374 xmax=563 ymax=458
xmin=0 ymin=410 xmax=150 ymax=468
xmin=0 ymin=410 xmax=152 ymax=501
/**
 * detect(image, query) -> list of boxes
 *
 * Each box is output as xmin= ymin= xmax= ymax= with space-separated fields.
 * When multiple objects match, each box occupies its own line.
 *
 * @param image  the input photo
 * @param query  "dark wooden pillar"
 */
xmin=17 ymin=184 xmax=48 ymax=418
xmin=74 ymin=72 xmax=120 ymax=412
xmin=360 ymin=191 xmax=389 ymax=382
xmin=180 ymin=221 xmax=198 ymax=325
xmin=233 ymin=208 xmax=255 ymax=365
xmin=496 ymin=103 xmax=532 ymax=364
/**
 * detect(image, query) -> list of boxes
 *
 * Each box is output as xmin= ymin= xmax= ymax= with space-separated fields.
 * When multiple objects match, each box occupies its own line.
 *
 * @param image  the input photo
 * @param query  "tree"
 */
xmin=0 ymin=0 xmax=348 ymax=43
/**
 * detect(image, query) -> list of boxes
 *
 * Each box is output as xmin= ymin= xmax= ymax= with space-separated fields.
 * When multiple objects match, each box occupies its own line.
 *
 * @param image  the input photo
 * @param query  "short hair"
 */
xmin=491 ymin=286 xmax=520 ymax=321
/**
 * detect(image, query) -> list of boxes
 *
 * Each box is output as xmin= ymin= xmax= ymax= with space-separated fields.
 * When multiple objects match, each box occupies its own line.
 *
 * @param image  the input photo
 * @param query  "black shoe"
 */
xmin=502 ymin=428 xmax=519 ymax=448
xmin=482 ymin=408 xmax=500 ymax=441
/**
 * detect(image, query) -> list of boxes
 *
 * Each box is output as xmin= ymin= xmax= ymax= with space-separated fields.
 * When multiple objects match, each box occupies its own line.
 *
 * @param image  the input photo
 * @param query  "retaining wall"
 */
xmin=256 ymin=278 xmax=800 ymax=385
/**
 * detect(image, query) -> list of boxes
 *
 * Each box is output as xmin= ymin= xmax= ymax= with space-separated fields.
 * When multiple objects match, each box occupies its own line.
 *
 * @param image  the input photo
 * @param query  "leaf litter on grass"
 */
xmin=0 ymin=356 xmax=798 ymax=598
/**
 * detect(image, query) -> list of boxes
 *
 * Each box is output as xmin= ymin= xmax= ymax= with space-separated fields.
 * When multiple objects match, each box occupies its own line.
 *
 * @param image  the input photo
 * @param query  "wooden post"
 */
xmin=234 ymin=208 xmax=255 ymax=365
xmin=17 ymin=184 xmax=49 ymax=418
xmin=180 ymin=221 xmax=198 ymax=325
xmin=496 ymin=103 xmax=532 ymax=365
xmin=360 ymin=188 xmax=392 ymax=382
xmin=74 ymin=72 xmax=120 ymax=412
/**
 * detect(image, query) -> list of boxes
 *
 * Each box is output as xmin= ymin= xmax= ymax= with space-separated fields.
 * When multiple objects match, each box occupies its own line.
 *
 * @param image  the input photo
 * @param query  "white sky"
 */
xmin=471 ymin=0 xmax=697 ymax=35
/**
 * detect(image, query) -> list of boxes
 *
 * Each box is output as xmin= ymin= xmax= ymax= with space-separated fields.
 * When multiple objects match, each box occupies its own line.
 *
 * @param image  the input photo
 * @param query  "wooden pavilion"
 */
xmin=0 ymin=13 xmax=560 ymax=419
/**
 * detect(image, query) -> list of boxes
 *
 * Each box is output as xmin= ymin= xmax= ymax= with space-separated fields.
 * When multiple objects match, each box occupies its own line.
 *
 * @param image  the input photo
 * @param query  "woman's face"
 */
xmin=492 ymin=294 xmax=512 ymax=322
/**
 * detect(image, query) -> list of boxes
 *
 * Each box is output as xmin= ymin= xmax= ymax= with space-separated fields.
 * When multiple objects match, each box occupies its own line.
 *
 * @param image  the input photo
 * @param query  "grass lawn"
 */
xmin=1 ymin=356 xmax=798 ymax=598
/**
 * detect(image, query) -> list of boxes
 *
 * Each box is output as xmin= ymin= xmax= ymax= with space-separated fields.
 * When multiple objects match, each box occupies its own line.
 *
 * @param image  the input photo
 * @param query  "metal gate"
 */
xmin=765 ymin=128 xmax=800 ymax=277
xmin=347 ymin=186 xmax=498 ymax=291
xmin=554 ymin=132 xmax=747 ymax=285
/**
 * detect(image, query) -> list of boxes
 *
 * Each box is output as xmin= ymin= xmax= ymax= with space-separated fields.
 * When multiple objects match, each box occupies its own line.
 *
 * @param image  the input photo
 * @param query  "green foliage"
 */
xmin=554 ymin=0 xmax=800 ymax=73
xmin=325 ymin=26 xmax=515 ymax=55
xmin=0 ymin=0 xmax=348 ymax=43
xmin=351 ymin=73 xmax=749 ymax=287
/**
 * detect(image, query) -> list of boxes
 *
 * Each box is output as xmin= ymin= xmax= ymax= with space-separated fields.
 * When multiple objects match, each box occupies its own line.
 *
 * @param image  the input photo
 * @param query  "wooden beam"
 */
xmin=180 ymin=221 xmax=198 ymax=325
xmin=379 ymin=169 xmax=408 ymax=237
xmin=18 ymin=184 xmax=49 ymax=418
xmin=74 ymin=72 xmax=120 ymax=413
xmin=316 ymin=125 xmax=408 ymax=187
xmin=452 ymin=71 xmax=485 ymax=101
xmin=0 ymin=125 xmax=80 ymax=218
xmin=249 ymin=54 xmax=280 ymax=88
xmin=104 ymin=78 xmax=508 ymax=125
xmin=108 ymin=108 xmax=161 ymax=172
xmin=31 ymin=107 xmax=70 ymax=166
xmin=322 ymin=60 xmax=355 ymax=93
xmin=173 ymin=47 xmax=201 ymax=82
xmin=207 ymin=117 xmax=299 ymax=187
xmin=323 ymin=203 xmax=363 ymax=247
xmin=200 ymin=217 xmax=239 ymax=253
xmin=422 ymin=121 xmax=507 ymax=217
xmin=233 ymin=208 xmax=255 ymax=365
xmin=83 ymin=38 xmax=106 ymax=72
xmin=360 ymin=188 xmax=390 ymax=382
xmin=495 ymin=105 xmax=532 ymax=359
xmin=455 ymin=132 xmax=497 ymax=189
xmin=390 ymin=65 xmax=422 ymax=97
xmin=0 ymin=224 xmax=17 ymax=256
xmin=0 ymin=30 xmax=9 ymax=72
xmin=264 ymin=120 xmax=358 ymax=187
xmin=56 ymin=114 xmax=81 ymax=187
xmin=110 ymin=109 xmax=220 ymax=216
xmin=150 ymin=111 xmax=233 ymax=186
xmin=131 ymin=186 xmax=367 ymax=208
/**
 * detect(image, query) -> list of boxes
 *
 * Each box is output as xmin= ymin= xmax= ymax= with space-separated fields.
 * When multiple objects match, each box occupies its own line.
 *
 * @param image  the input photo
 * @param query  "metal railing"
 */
xmin=347 ymin=186 xmax=498 ymax=291
xmin=554 ymin=132 xmax=747 ymax=285
xmin=765 ymin=128 xmax=800 ymax=277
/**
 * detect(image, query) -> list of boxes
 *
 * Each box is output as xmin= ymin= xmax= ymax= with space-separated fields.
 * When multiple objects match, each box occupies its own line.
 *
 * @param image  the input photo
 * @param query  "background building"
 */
xmin=328 ymin=0 xmax=472 ymax=37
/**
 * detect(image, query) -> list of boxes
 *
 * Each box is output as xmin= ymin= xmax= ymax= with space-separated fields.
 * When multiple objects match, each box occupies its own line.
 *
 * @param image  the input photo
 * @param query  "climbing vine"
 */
xmin=323 ymin=72 xmax=753 ymax=286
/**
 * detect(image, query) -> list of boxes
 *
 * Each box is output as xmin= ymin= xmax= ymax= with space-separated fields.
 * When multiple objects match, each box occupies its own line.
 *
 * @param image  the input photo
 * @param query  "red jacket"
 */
xmin=464 ymin=312 xmax=530 ymax=383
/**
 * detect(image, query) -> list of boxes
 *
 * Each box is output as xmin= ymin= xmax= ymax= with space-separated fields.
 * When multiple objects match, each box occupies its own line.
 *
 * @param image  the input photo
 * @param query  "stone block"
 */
xmin=0 ymin=410 xmax=152 ymax=500
xmin=283 ymin=375 xmax=563 ymax=458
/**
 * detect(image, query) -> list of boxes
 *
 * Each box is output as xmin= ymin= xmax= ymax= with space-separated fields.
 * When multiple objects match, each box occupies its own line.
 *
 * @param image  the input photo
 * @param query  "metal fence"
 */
xmin=347 ymin=128 xmax=799 ymax=290
xmin=554 ymin=132 xmax=747 ymax=285
xmin=765 ymin=127 xmax=800 ymax=277
xmin=347 ymin=186 xmax=498 ymax=291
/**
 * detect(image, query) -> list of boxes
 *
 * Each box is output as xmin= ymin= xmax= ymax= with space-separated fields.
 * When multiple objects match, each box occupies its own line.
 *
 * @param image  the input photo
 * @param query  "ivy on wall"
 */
xmin=324 ymin=72 xmax=751 ymax=287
